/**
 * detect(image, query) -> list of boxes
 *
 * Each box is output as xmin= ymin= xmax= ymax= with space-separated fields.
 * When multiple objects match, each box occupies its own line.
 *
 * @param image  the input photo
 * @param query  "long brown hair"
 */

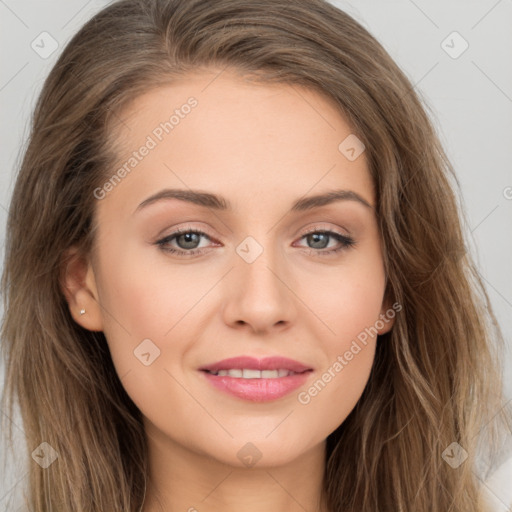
xmin=2 ymin=0 xmax=510 ymax=510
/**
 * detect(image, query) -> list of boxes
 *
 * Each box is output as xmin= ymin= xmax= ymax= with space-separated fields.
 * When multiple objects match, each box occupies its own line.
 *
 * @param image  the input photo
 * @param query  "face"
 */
xmin=65 ymin=69 xmax=394 ymax=468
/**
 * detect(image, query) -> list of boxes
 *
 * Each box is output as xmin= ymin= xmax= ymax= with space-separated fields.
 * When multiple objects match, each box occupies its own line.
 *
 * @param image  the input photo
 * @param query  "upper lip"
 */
xmin=199 ymin=356 xmax=312 ymax=373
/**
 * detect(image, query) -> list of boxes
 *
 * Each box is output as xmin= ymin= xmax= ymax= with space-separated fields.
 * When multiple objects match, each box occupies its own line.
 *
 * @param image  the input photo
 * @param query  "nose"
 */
xmin=221 ymin=241 xmax=297 ymax=335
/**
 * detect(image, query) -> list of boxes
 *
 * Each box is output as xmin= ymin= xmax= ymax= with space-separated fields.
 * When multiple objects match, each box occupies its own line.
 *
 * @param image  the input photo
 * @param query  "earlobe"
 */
xmin=60 ymin=247 xmax=104 ymax=332
xmin=377 ymin=295 xmax=398 ymax=335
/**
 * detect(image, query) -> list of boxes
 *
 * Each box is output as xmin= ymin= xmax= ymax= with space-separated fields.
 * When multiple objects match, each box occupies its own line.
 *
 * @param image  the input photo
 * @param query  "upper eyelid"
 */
xmin=155 ymin=226 xmax=355 ymax=260
xmin=157 ymin=225 xmax=351 ymax=248
xmin=159 ymin=224 xmax=350 ymax=240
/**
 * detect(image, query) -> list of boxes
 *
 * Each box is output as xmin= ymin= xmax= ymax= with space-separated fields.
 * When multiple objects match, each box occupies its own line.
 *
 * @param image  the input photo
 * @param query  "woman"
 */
xmin=1 ymin=0 xmax=510 ymax=510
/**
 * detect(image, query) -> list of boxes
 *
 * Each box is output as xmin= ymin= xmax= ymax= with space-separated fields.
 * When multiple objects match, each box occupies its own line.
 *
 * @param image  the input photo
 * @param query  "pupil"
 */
xmin=179 ymin=233 xmax=199 ymax=249
xmin=309 ymin=233 xmax=328 ymax=249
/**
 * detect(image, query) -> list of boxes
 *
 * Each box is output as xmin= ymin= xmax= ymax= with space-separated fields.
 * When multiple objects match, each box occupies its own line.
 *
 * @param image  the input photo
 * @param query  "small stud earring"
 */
xmin=80 ymin=308 xmax=86 ymax=315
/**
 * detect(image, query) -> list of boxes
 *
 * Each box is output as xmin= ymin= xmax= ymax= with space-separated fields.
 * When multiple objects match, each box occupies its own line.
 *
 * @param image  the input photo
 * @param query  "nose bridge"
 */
xmin=236 ymin=232 xmax=286 ymax=298
xmin=223 ymin=231 xmax=295 ymax=332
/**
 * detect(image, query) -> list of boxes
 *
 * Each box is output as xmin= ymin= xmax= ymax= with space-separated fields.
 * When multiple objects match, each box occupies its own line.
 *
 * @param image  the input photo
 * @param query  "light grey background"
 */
xmin=1 ymin=0 xmax=511 ymax=510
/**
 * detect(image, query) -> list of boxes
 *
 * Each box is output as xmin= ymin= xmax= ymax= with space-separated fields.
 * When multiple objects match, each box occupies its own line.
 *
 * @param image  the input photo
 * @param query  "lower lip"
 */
xmin=201 ymin=371 xmax=311 ymax=402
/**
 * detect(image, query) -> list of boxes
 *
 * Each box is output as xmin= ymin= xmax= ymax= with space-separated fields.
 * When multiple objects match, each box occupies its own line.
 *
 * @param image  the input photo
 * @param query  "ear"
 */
xmin=376 ymin=290 xmax=398 ymax=335
xmin=59 ymin=246 xmax=104 ymax=331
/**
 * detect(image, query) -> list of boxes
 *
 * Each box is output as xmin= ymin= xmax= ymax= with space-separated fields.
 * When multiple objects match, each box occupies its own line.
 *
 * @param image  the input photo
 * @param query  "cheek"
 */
xmin=297 ymin=254 xmax=384 ymax=427
xmin=311 ymin=252 xmax=386 ymax=344
xmin=94 ymin=245 xmax=218 ymax=382
xmin=92 ymin=248 xmax=170 ymax=371
xmin=296 ymin=338 xmax=376 ymax=442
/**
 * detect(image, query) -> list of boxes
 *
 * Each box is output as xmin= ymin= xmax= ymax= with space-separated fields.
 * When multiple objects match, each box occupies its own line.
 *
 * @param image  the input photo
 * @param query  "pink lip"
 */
xmin=199 ymin=356 xmax=312 ymax=373
xmin=199 ymin=356 xmax=313 ymax=402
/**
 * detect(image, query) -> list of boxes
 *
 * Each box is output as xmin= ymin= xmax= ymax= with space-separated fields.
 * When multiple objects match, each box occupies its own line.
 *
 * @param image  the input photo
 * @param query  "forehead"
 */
xmin=116 ymin=68 xmax=346 ymax=129
xmin=98 ymin=69 xmax=374 ymax=217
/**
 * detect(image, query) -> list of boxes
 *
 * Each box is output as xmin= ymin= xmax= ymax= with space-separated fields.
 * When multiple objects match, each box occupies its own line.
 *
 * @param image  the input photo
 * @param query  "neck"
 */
xmin=142 ymin=421 xmax=329 ymax=512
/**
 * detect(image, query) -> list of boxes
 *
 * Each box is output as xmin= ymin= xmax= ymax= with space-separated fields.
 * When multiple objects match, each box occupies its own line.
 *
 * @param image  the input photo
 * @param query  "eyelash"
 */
xmin=155 ymin=226 xmax=356 ymax=258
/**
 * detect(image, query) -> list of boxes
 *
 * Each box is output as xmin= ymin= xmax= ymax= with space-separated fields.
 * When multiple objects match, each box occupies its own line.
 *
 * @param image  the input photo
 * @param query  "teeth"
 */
xmin=209 ymin=369 xmax=297 ymax=378
xmin=219 ymin=369 xmax=242 ymax=377
xmin=243 ymin=369 xmax=261 ymax=379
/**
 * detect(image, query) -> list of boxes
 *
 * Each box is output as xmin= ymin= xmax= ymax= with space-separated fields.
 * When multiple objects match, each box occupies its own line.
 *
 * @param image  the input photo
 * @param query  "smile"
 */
xmin=204 ymin=369 xmax=298 ymax=378
xmin=199 ymin=355 xmax=313 ymax=402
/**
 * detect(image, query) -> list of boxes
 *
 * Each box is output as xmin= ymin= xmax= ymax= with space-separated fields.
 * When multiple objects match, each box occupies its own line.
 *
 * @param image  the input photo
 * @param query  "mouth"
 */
xmin=199 ymin=356 xmax=313 ymax=402
xmin=203 ymin=368 xmax=300 ymax=378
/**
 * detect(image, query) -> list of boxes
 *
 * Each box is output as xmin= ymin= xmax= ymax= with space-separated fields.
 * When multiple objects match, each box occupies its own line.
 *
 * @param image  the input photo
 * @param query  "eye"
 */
xmin=155 ymin=226 xmax=356 ymax=257
xmin=294 ymin=228 xmax=356 ymax=257
xmin=155 ymin=228 xmax=215 ymax=257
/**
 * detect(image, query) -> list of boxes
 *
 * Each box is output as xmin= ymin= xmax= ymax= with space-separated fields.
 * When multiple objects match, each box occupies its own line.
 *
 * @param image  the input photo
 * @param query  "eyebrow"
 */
xmin=134 ymin=188 xmax=373 ymax=214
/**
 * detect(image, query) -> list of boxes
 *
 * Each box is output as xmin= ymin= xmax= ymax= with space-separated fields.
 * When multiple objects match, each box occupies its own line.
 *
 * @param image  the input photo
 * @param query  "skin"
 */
xmin=62 ymin=68 xmax=394 ymax=512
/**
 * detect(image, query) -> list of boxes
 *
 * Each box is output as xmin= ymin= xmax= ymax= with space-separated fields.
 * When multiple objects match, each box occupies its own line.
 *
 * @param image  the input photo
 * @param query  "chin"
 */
xmin=202 ymin=433 xmax=321 ymax=470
